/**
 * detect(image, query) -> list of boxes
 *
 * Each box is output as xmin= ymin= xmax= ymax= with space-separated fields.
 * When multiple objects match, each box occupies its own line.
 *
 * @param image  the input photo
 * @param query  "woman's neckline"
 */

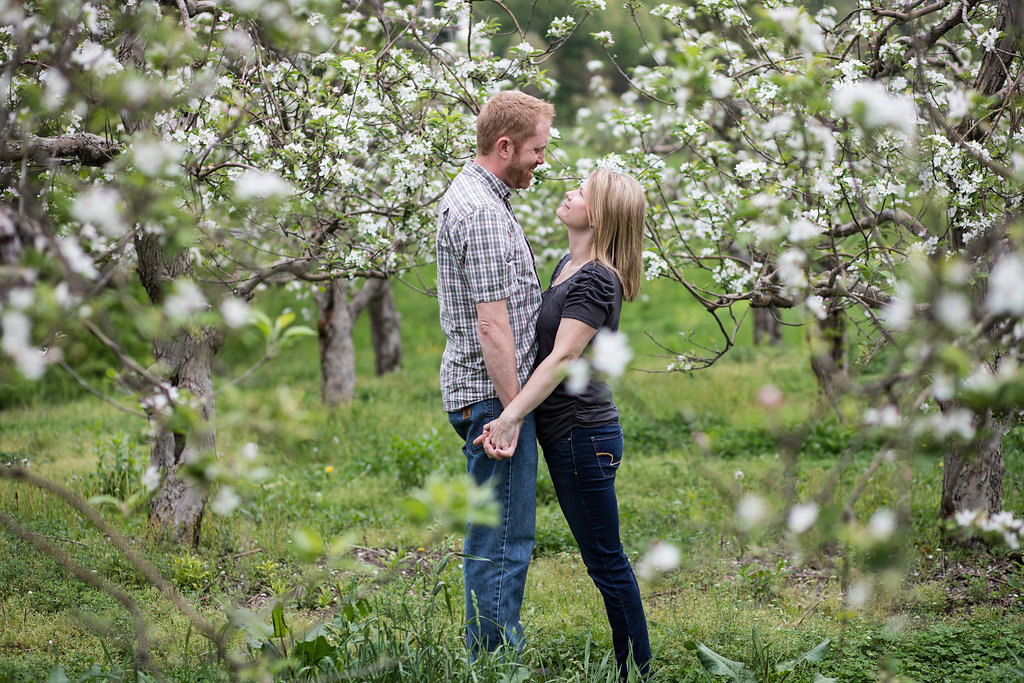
xmin=551 ymin=255 xmax=595 ymax=288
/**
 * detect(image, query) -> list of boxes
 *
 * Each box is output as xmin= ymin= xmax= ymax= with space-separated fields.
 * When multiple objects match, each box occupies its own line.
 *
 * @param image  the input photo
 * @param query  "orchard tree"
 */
xmin=0 ymin=0 xmax=586 ymax=542
xmin=562 ymin=0 xmax=1023 ymax=521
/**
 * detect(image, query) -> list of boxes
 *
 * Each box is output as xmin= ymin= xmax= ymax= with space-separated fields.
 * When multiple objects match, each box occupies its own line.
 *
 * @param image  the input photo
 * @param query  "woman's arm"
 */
xmin=474 ymin=317 xmax=598 ymax=457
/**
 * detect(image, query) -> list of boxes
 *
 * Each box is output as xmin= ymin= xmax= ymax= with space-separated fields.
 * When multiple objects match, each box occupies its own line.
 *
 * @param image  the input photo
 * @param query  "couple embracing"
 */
xmin=436 ymin=90 xmax=651 ymax=678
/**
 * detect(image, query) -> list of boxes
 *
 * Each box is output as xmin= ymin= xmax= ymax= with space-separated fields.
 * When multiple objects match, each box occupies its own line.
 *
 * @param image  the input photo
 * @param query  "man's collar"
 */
xmin=465 ymin=160 xmax=512 ymax=199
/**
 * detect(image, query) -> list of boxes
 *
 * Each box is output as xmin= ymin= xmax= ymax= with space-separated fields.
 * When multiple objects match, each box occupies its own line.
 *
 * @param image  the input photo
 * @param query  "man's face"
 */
xmin=504 ymin=118 xmax=551 ymax=190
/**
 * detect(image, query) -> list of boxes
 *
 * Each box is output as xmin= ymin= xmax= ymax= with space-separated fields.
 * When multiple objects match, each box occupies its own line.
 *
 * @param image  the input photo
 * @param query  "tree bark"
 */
xmin=752 ymin=306 xmax=781 ymax=346
xmin=940 ymin=411 xmax=1007 ymax=518
xmin=0 ymin=134 xmax=120 ymax=166
xmin=135 ymin=233 xmax=222 ymax=546
xmin=315 ymin=277 xmax=401 ymax=403
xmin=147 ymin=328 xmax=219 ymax=547
xmin=809 ymin=307 xmax=849 ymax=416
xmin=316 ymin=278 xmax=358 ymax=405
xmin=368 ymin=278 xmax=402 ymax=375
xmin=0 ymin=203 xmax=27 ymax=267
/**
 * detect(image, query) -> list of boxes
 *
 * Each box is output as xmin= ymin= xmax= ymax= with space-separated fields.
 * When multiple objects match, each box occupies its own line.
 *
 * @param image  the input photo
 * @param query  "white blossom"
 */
xmin=58 ymin=237 xmax=99 ymax=280
xmin=591 ymin=329 xmax=633 ymax=378
xmin=71 ymin=187 xmax=127 ymax=238
xmin=883 ymin=282 xmax=914 ymax=331
xmin=863 ymin=404 xmax=900 ymax=428
xmin=8 ymin=288 xmax=34 ymax=310
xmin=710 ymin=75 xmax=734 ymax=99
xmin=220 ymin=297 xmax=250 ymax=328
xmin=767 ymin=6 xmax=825 ymax=52
xmin=547 ymin=16 xmax=575 ymax=39
xmin=986 ymin=254 xmax=1024 ymax=316
xmin=234 ymin=169 xmax=292 ymax=201
xmin=565 ymin=358 xmax=590 ymax=394
xmin=934 ymin=293 xmax=971 ymax=331
xmin=1 ymin=310 xmax=31 ymax=356
xmin=831 ymin=81 xmax=917 ymax=137
xmin=636 ymin=541 xmax=680 ymax=581
xmin=241 ymin=442 xmax=259 ymax=461
xmin=72 ymin=41 xmax=123 ymax=77
xmin=868 ymin=508 xmax=896 ymax=540
xmin=211 ymin=486 xmax=241 ymax=516
xmin=591 ymin=31 xmax=614 ymax=46
xmin=131 ymin=138 xmax=183 ymax=177
xmin=165 ymin=280 xmax=207 ymax=320
xmin=788 ymin=501 xmax=819 ymax=534
xmin=142 ymin=466 xmax=161 ymax=493
xmin=805 ymin=295 xmax=827 ymax=320
xmin=736 ymin=494 xmax=768 ymax=530
xmin=847 ymin=579 xmax=872 ymax=608
xmin=787 ymin=217 xmax=822 ymax=243
xmin=777 ymin=248 xmax=807 ymax=293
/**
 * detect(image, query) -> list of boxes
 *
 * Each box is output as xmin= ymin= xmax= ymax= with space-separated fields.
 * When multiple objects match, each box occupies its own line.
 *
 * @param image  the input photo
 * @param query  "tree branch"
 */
xmin=831 ymin=209 xmax=929 ymax=239
xmin=0 ymin=134 xmax=120 ymax=166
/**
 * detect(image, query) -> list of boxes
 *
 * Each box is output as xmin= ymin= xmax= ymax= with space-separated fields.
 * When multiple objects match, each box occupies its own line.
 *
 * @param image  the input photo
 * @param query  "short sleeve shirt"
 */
xmin=534 ymin=255 xmax=623 ymax=445
xmin=436 ymin=161 xmax=542 ymax=412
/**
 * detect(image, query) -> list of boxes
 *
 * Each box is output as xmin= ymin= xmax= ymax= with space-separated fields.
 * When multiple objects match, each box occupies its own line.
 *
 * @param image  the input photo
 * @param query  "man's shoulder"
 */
xmin=440 ymin=171 xmax=506 ymax=222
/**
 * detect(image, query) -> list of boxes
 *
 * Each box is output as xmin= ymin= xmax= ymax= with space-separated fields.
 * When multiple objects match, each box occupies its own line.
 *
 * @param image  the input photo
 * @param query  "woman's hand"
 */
xmin=473 ymin=415 xmax=521 ymax=460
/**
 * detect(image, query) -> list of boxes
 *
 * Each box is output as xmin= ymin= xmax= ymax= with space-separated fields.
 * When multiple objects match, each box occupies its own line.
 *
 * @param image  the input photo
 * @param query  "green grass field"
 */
xmin=1 ymin=267 xmax=1023 ymax=681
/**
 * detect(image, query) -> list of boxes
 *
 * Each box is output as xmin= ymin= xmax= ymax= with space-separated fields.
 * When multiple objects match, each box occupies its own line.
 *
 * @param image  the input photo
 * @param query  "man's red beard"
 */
xmin=506 ymin=151 xmax=536 ymax=189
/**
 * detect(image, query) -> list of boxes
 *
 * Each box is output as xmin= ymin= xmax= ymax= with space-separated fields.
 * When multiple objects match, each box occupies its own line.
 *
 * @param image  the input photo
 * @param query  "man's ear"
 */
xmin=496 ymin=136 xmax=513 ymax=159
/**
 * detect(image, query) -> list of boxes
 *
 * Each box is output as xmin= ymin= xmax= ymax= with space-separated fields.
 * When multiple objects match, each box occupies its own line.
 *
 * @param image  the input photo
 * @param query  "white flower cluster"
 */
xmin=591 ymin=31 xmax=614 ymax=46
xmin=776 ymin=248 xmax=808 ymax=295
xmin=547 ymin=16 xmax=575 ymax=39
xmin=767 ymin=6 xmax=825 ymax=52
xmin=636 ymin=541 xmax=680 ymax=581
xmin=955 ymin=509 xmax=1024 ymax=550
xmin=1 ymin=297 xmax=47 ymax=380
xmin=72 ymin=41 xmax=122 ymax=77
xmin=987 ymin=254 xmax=1024 ymax=317
xmin=831 ymin=81 xmax=917 ymax=137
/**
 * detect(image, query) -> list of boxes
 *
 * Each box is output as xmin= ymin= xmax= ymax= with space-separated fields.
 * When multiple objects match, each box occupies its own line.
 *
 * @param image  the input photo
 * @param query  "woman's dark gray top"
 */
xmin=533 ymin=254 xmax=622 ymax=446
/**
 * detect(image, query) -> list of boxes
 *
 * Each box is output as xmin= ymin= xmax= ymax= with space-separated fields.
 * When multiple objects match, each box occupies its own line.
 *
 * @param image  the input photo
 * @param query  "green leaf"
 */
xmin=47 ymin=666 xmax=72 ymax=683
xmin=812 ymin=675 xmax=839 ymax=683
xmin=271 ymin=601 xmax=288 ymax=639
xmin=292 ymin=634 xmax=336 ymax=666
xmin=694 ymin=643 xmax=757 ymax=683
xmin=778 ymin=638 xmax=831 ymax=672
xmin=250 ymin=310 xmax=273 ymax=339
xmin=292 ymin=526 xmax=324 ymax=562
xmin=274 ymin=311 xmax=296 ymax=334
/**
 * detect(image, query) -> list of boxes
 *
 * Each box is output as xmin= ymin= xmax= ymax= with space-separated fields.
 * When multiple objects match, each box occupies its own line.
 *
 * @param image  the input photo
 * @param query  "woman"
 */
xmin=475 ymin=167 xmax=651 ymax=677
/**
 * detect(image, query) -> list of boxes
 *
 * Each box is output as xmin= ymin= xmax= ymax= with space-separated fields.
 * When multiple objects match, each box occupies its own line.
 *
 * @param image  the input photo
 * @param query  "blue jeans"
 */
xmin=448 ymin=398 xmax=538 ymax=658
xmin=542 ymin=422 xmax=651 ymax=676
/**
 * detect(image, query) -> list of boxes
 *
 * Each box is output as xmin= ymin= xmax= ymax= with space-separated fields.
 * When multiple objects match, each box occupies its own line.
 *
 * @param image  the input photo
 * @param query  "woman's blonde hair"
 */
xmin=586 ymin=168 xmax=646 ymax=302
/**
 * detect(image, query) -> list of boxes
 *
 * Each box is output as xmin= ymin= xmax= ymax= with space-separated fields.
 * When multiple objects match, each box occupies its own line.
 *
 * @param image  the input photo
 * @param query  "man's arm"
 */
xmin=476 ymin=299 xmax=519 ymax=409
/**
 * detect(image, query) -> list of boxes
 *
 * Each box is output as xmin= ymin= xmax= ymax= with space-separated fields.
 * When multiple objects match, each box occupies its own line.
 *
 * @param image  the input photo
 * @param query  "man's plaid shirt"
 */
xmin=436 ymin=161 xmax=542 ymax=413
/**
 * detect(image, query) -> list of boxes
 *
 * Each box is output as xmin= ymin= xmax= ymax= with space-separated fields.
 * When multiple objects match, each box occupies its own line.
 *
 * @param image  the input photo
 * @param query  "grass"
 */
xmin=1 ymin=267 xmax=1023 ymax=681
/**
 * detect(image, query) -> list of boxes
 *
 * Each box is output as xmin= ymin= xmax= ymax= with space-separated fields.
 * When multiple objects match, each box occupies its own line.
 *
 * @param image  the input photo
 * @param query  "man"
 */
xmin=436 ymin=90 xmax=553 ymax=657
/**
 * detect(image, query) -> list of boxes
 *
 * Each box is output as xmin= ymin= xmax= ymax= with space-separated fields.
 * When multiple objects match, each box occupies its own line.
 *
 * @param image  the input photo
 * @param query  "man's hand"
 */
xmin=473 ymin=419 xmax=520 ymax=460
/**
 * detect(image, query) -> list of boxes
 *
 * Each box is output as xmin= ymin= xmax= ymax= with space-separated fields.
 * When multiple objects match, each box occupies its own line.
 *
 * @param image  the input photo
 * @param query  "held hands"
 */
xmin=472 ymin=416 xmax=521 ymax=460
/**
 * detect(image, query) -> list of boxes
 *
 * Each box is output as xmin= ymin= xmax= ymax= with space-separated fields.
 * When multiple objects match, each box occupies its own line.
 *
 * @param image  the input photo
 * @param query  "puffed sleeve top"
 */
xmin=532 ymin=254 xmax=623 ymax=446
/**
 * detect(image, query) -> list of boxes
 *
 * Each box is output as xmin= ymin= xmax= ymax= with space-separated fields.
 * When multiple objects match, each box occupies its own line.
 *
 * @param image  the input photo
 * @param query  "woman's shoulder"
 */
xmin=578 ymin=260 xmax=621 ymax=291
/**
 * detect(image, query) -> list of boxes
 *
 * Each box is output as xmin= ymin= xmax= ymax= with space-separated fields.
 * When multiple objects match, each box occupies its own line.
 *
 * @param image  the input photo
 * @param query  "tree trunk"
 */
xmin=135 ymin=234 xmax=222 ymax=546
xmin=809 ymin=308 xmax=848 ymax=416
xmin=752 ymin=306 xmax=781 ymax=346
xmin=368 ymin=278 xmax=402 ymax=375
xmin=940 ymin=412 xmax=1007 ymax=518
xmin=147 ymin=328 xmax=218 ymax=547
xmin=316 ymin=278 xmax=357 ymax=405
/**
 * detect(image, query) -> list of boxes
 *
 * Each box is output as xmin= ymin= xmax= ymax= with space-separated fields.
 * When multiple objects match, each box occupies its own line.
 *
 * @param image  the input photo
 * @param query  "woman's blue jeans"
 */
xmin=542 ymin=422 xmax=651 ymax=676
xmin=448 ymin=397 xmax=538 ymax=659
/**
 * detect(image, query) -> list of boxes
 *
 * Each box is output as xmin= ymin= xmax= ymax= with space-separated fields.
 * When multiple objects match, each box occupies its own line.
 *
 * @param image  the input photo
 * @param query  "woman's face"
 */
xmin=556 ymin=179 xmax=590 ymax=231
